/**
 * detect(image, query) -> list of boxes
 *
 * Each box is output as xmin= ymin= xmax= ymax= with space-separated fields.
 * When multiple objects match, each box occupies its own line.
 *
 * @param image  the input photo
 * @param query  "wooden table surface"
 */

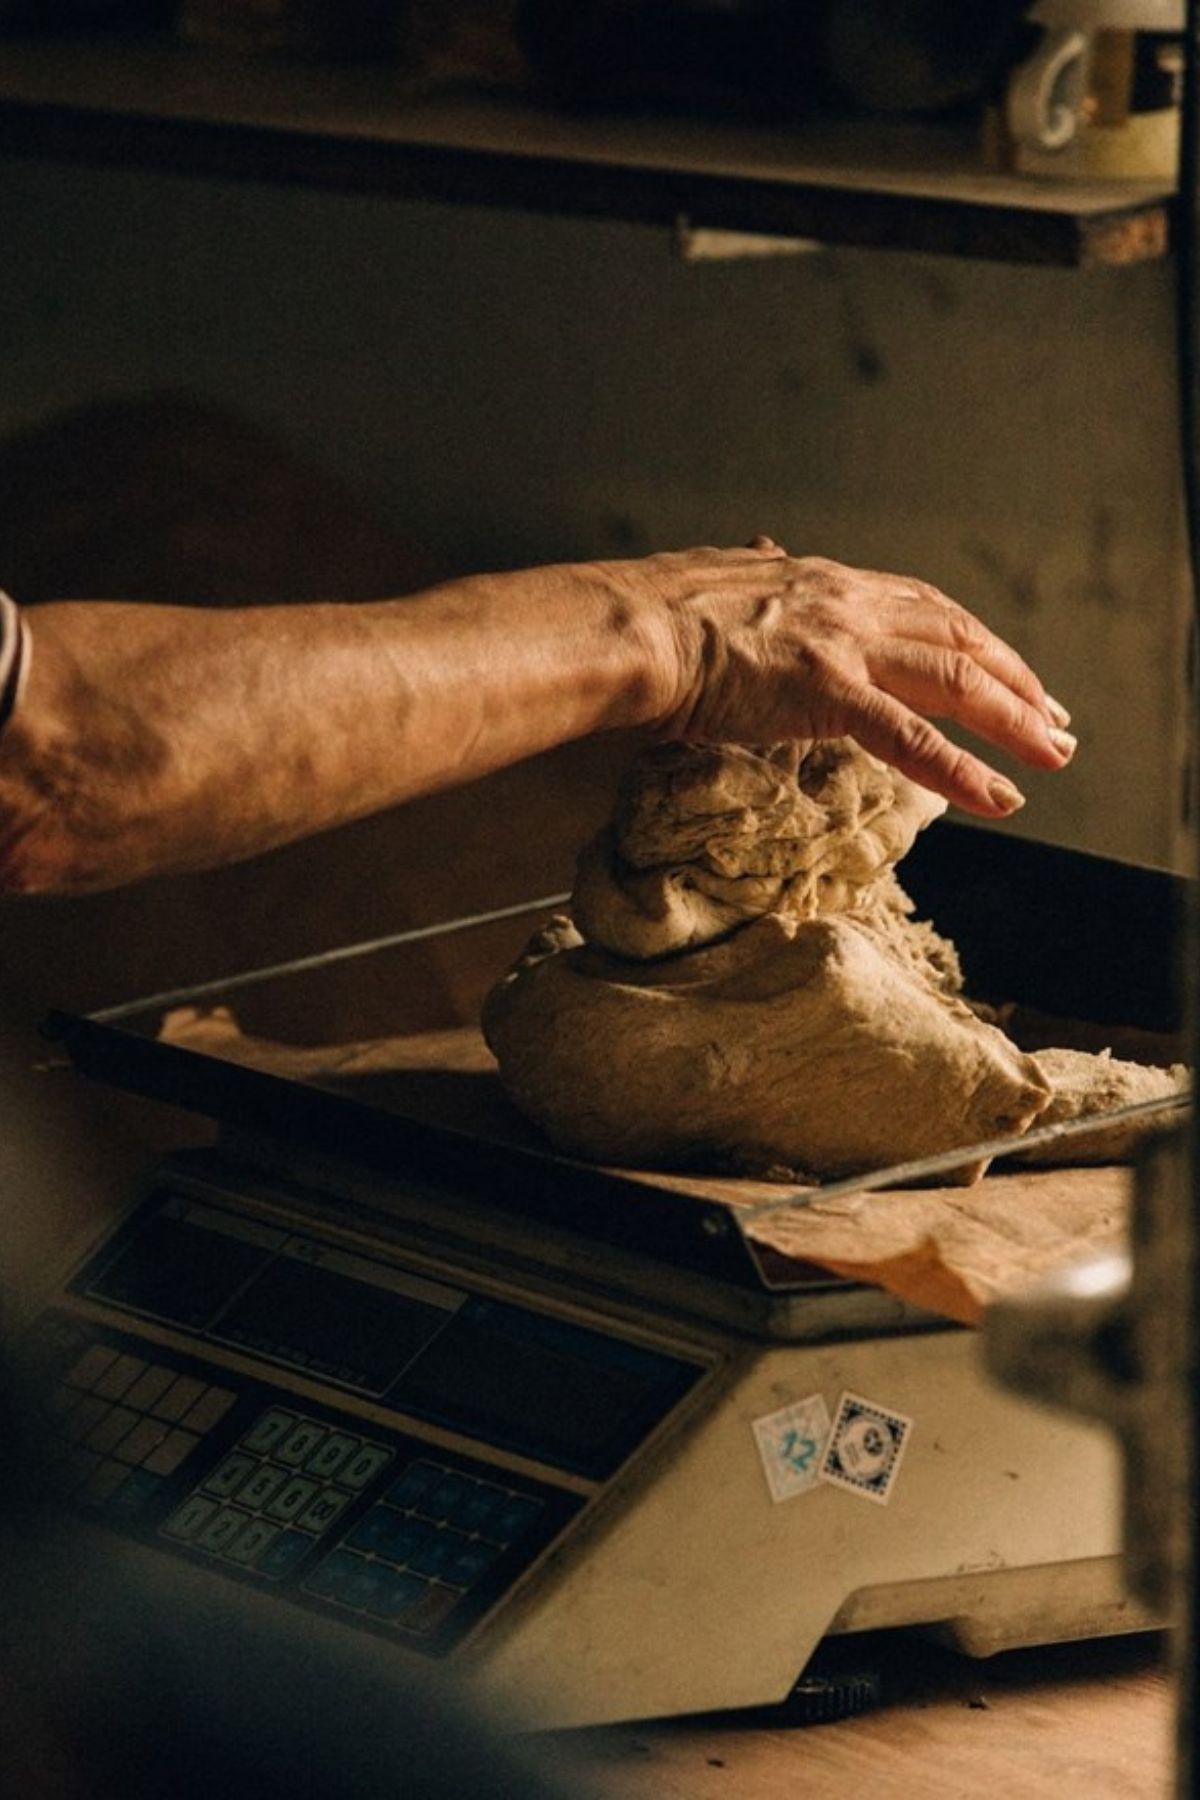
xmin=550 ymin=1630 xmax=1174 ymax=1799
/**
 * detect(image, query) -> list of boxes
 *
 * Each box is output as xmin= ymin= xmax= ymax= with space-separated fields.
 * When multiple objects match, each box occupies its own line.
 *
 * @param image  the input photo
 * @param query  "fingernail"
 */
xmin=988 ymin=778 xmax=1026 ymax=814
xmin=1045 ymin=695 xmax=1071 ymax=728
xmin=1048 ymin=727 xmax=1077 ymax=762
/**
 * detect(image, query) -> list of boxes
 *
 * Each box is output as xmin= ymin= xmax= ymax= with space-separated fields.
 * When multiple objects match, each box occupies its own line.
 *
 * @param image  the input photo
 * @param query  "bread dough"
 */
xmin=483 ymin=738 xmax=1188 ymax=1183
xmin=484 ymin=909 xmax=1049 ymax=1180
xmin=1015 ymin=1047 xmax=1190 ymax=1164
xmin=573 ymin=739 xmax=948 ymax=961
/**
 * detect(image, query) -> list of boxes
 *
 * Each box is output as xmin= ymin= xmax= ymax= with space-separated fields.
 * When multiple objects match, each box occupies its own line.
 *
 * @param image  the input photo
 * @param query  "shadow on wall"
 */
xmin=0 ymin=390 xmax=446 ymax=607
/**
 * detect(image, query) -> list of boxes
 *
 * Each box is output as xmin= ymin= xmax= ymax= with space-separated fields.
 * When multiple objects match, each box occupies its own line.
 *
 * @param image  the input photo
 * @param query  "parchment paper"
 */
xmin=159 ymin=1008 xmax=1146 ymax=1328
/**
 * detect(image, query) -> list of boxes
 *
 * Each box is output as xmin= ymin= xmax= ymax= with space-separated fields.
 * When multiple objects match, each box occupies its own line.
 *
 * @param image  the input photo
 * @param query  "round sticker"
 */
xmin=835 ymin=1415 xmax=895 ymax=1480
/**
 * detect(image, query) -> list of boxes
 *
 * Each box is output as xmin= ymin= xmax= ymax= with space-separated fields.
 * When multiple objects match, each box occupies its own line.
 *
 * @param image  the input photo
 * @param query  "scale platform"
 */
xmin=30 ymin=823 xmax=1188 ymax=1728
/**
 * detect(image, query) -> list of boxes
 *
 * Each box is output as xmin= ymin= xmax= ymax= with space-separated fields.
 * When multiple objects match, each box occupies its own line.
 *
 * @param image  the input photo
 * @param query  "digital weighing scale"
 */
xmin=29 ymin=824 xmax=1187 ymax=1729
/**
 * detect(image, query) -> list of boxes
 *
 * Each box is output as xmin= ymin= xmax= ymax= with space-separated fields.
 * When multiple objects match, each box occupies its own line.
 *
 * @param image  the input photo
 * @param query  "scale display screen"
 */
xmin=34 ymin=1179 xmax=707 ymax=1657
xmin=79 ymin=1189 xmax=702 ymax=1480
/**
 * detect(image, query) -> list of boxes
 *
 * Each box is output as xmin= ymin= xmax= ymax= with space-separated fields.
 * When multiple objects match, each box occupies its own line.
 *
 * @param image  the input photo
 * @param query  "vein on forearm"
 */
xmin=0 ymin=572 xmax=663 ymax=893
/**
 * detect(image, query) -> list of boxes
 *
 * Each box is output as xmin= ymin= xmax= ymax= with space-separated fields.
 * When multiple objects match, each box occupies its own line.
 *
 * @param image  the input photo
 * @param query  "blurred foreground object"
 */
xmin=986 ymin=1126 xmax=1195 ymax=1790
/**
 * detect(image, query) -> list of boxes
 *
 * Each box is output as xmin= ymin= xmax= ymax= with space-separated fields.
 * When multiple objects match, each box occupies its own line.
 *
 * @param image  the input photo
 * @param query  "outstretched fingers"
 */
xmin=836 ymin=684 xmax=1028 ymax=818
xmin=863 ymin=640 xmax=1077 ymax=771
xmin=884 ymin=583 xmax=1070 ymax=730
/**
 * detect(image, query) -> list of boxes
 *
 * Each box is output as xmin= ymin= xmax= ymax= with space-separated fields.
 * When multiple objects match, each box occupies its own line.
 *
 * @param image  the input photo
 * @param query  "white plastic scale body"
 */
xmin=32 ymin=826 xmax=1183 ymax=1729
xmin=28 ymin=1133 xmax=1151 ymax=1731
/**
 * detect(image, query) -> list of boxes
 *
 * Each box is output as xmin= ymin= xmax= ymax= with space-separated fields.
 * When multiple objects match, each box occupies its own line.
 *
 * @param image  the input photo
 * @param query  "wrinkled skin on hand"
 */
xmin=613 ymin=537 xmax=1074 ymax=819
xmin=1 ymin=536 xmax=1072 ymax=894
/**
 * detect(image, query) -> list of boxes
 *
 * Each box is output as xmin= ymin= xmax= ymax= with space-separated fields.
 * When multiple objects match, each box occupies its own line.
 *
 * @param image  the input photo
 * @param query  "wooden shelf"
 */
xmin=0 ymin=32 xmax=1175 ymax=267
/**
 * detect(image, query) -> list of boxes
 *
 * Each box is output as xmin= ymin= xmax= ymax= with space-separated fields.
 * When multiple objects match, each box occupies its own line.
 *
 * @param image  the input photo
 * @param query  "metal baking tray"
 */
xmin=48 ymin=822 xmax=1192 ymax=1288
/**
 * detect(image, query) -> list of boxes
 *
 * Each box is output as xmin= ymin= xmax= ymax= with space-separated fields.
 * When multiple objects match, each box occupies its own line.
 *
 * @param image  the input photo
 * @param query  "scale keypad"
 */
xmin=30 ymin=1313 xmax=581 ymax=1656
xmin=47 ymin=1340 xmax=234 ymax=1514
xmin=304 ymin=1456 xmax=544 ymax=1631
xmin=163 ymin=1407 xmax=391 ymax=1576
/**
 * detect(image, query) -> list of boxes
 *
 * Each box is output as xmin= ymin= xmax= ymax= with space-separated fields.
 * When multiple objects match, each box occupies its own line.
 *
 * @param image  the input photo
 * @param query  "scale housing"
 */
xmin=33 ymin=823 xmax=1186 ymax=1728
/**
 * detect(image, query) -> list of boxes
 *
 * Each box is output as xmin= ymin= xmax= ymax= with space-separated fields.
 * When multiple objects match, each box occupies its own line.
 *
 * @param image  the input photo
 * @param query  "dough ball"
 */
xmin=483 ymin=910 xmax=1050 ymax=1182
xmin=573 ymin=739 xmax=946 ymax=960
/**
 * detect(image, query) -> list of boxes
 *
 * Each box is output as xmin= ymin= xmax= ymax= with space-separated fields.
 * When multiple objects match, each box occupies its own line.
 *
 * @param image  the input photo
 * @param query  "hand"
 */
xmin=619 ymin=538 xmax=1074 ymax=818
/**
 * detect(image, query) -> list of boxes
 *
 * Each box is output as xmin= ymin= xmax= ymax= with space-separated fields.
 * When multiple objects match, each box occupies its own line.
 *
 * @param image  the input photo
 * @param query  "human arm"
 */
xmin=0 ymin=540 xmax=1073 ymax=896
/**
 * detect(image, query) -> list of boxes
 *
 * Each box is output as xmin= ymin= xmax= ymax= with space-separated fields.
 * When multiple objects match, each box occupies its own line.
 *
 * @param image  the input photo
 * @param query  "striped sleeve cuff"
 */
xmin=0 ymin=593 xmax=32 ymax=737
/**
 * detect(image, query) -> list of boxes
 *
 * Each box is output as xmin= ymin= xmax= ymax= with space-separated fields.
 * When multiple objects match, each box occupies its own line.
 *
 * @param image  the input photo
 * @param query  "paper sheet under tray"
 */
xmin=154 ymin=1006 xmax=1149 ymax=1328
